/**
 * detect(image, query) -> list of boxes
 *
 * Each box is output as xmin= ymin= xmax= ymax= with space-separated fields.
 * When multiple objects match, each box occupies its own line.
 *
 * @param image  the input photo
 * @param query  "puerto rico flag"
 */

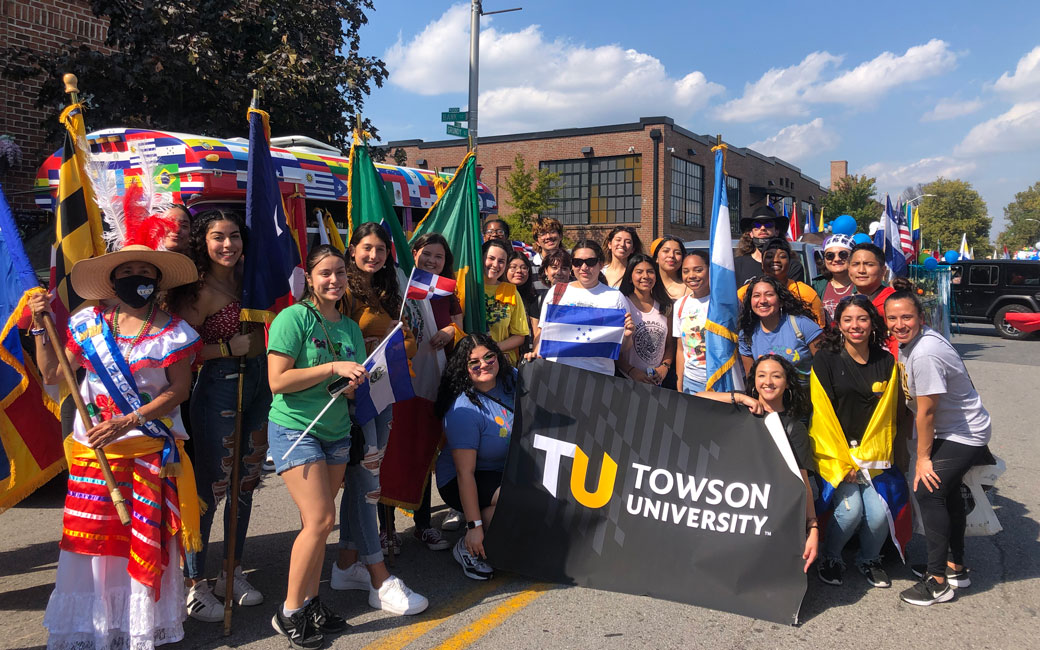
xmin=405 ymin=268 xmax=457 ymax=301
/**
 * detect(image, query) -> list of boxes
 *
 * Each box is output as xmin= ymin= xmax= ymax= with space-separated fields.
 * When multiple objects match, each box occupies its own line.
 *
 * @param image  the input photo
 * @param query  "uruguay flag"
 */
xmin=538 ymin=304 xmax=626 ymax=359
xmin=704 ymin=145 xmax=744 ymax=392
xmin=872 ymin=194 xmax=908 ymax=278
xmin=405 ymin=268 xmax=457 ymax=301
xmin=354 ymin=323 xmax=415 ymax=425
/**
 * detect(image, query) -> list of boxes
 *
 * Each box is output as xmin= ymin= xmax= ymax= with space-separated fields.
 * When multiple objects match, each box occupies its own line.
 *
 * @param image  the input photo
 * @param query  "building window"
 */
xmin=541 ymin=155 xmax=641 ymax=225
xmin=771 ymin=195 xmax=792 ymax=217
xmin=670 ymin=156 xmax=704 ymax=228
xmin=726 ymin=176 xmax=741 ymax=236
xmin=441 ymin=166 xmax=458 ymax=175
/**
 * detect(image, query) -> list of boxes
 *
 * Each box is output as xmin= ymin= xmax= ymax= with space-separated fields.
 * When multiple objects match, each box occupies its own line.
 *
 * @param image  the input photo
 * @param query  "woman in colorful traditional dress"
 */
xmin=168 ymin=209 xmax=270 ymax=621
xmin=31 ymin=242 xmax=202 ymax=650
xmin=481 ymin=238 xmax=529 ymax=365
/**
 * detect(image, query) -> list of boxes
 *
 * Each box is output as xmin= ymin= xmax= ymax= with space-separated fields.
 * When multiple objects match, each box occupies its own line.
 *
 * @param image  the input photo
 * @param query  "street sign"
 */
xmin=441 ymin=110 xmax=469 ymax=123
xmin=446 ymin=124 xmax=469 ymax=137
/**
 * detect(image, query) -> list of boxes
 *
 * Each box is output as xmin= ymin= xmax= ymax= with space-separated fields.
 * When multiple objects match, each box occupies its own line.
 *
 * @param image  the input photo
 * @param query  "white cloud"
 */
xmin=956 ymin=101 xmax=1040 ymax=155
xmin=747 ymin=118 xmax=839 ymax=163
xmin=860 ymin=156 xmax=978 ymax=190
xmin=993 ymin=45 xmax=1040 ymax=98
xmin=921 ymin=97 xmax=983 ymax=121
xmin=383 ymin=4 xmax=724 ymax=134
xmin=717 ymin=40 xmax=957 ymax=123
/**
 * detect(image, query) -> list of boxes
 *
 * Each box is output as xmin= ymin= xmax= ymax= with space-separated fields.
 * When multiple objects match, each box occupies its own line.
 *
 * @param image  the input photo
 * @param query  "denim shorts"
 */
xmin=267 ymin=421 xmax=351 ymax=474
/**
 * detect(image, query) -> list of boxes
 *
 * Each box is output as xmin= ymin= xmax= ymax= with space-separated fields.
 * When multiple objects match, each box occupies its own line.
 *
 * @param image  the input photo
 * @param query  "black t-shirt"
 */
xmin=811 ymin=347 xmax=894 ymax=445
xmin=734 ymin=252 xmax=805 ymax=288
xmin=777 ymin=412 xmax=812 ymax=471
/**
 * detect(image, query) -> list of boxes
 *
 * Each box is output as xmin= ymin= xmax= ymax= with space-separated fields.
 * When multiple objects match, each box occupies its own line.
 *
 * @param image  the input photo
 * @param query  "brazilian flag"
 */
xmin=347 ymin=134 xmax=413 ymax=274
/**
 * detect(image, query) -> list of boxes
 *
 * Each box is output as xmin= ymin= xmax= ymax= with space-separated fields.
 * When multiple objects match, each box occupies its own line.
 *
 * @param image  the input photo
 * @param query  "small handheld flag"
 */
xmin=405 ymin=268 xmax=457 ymax=301
xmin=354 ymin=323 xmax=415 ymax=425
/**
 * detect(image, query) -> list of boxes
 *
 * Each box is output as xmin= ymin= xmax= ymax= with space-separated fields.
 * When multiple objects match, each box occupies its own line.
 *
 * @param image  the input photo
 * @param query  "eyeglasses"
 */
xmin=825 ymin=251 xmax=850 ymax=262
xmin=751 ymin=220 xmax=775 ymax=230
xmin=572 ymin=257 xmax=599 ymax=268
xmin=485 ymin=228 xmax=506 ymax=236
xmin=467 ymin=352 xmax=498 ymax=370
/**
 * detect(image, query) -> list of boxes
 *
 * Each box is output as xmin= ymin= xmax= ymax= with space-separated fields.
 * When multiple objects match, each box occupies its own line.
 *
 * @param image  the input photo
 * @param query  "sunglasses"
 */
xmin=825 ymin=251 xmax=850 ymax=262
xmin=838 ymin=294 xmax=872 ymax=305
xmin=751 ymin=220 xmax=775 ymax=230
xmin=467 ymin=352 xmax=498 ymax=370
xmin=572 ymin=257 xmax=599 ymax=268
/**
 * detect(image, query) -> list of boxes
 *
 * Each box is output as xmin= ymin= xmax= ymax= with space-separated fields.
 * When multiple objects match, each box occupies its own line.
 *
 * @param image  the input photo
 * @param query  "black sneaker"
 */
xmin=272 ymin=607 xmax=324 ymax=650
xmin=817 ymin=559 xmax=843 ymax=586
xmin=305 ymin=596 xmax=350 ymax=634
xmin=859 ymin=561 xmax=891 ymax=588
xmin=911 ymin=564 xmax=971 ymax=588
xmin=900 ymin=576 xmax=955 ymax=606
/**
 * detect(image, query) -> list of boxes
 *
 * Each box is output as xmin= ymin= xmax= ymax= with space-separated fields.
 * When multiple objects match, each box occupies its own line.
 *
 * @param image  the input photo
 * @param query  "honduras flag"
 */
xmin=538 ymin=305 xmax=626 ymax=359
xmin=354 ymin=323 xmax=415 ymax=425
xmin=704 ymin=146 xmax=744 ymax=392
xmin=872 ymin=194 xmax=908 ymax=278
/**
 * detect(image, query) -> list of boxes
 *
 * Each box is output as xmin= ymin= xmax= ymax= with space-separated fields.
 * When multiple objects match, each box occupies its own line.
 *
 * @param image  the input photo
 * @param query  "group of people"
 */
xmin=25 ymin=201 xmax=992 ymax=650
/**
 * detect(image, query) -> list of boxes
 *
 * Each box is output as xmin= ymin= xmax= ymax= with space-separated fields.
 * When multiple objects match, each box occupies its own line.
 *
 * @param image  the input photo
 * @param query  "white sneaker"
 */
xmin=186 ymin=581 xmax=223 ymax=622
xmin=441 ymin=509 xmax=463 ymax=531
xmin=214 ymin=566 xmax=264 ymax=606
xmin=262 ymin=455 xmax=276 ymax=472
xmin=453 ymin=538 xmax=494 ymax=581
xmin=369 ymin=575 xmax=428 ymax=615
xmin=330 ymin=560 xmax=370 ymax=591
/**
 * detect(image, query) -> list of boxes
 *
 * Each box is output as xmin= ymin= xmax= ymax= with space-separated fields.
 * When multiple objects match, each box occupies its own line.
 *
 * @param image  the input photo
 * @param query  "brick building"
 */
xmin=0 ymin=0 xmax=110 ymax=214
xmin=389 ymin=116 xmax=829 ymax=245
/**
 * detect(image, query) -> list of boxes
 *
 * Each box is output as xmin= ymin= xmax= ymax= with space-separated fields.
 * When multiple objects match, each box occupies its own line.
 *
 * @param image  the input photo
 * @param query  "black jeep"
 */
xmin=949 ymin=259 xmax=1040 ymax=339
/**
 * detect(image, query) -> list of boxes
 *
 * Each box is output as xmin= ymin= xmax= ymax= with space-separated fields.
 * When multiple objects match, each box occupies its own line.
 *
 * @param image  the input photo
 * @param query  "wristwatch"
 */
xmin=466 ymin=519 xmax=483 ymax=529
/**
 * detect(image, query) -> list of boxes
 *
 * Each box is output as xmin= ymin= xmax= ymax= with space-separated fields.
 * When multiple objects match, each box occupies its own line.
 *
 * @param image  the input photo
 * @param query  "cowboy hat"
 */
xmin=738 ymin=205 xmax=789 ymax=234
xmin=71 ymin=244 xmax=198 ymax=300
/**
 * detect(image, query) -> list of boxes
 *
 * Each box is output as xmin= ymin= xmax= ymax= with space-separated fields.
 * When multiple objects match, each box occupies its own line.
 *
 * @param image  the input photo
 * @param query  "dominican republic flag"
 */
xmin=538 ymin=305 xmax=626 ymax=359
xmin=872 ymin=195 xmax=908 ymax=277
xmin=512 ymin=240 xmax=536 ymax=260
xmin=354 ymin=323 xmax=415 ymax=425
xmin=405 ymin=268 xmax=457 ymax=301
xmin=705 ymin=145 xmax=744 ymax=392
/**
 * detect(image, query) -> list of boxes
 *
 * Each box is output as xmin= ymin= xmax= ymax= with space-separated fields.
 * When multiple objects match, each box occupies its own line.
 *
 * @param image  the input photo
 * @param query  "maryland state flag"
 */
xmin=409 ymin=152 xmax=486 ymax=333
xmin=241 ymin=107 xmax=303 ymax=323
xmin=50 ymin=103 xmax=106 ymax=333
xmin=0 ymin=184 xmax=64 ymax=511
xmin=347 ymin=132 xmax=413 ymax=273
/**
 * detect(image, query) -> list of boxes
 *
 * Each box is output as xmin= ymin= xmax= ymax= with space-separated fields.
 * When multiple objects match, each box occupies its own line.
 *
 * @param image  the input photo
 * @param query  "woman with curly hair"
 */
xmin=738 ymin=275 xmax=823 ymax=381
xmin=602 ymin=226 xmax=644 ymax=288
xmin=167 ymin=209 xmax=269 ymax=620
xmin=434 ymin=334 xmax=517 ymax=581
xmin=482 ymin=239 xmax=529 ymax=364
xmin=809 ymin=295 xmax=899 ymax=589
xmin=737 ymin=238 xmax=824 ymax=325
xmin=617 ymin=253 xmax=674 ymax=385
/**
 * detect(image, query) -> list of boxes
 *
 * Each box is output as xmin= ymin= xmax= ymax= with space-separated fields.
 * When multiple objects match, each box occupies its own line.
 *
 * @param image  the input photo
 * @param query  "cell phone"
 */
xmin=327 ymin=375 xmax=352 ymax=396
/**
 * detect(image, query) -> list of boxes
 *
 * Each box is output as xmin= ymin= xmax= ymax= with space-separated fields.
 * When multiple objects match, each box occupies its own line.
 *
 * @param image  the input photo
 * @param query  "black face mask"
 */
xmin=752 ymin=237 xmax=772 ymax=251
xmin=113 ymin=275 xmax=157 ymax=309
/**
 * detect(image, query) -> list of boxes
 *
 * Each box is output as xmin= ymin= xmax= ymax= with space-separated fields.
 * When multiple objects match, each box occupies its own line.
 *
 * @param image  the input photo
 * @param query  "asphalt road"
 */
xmin=2 ymin=325 xmax=1037 ymax=650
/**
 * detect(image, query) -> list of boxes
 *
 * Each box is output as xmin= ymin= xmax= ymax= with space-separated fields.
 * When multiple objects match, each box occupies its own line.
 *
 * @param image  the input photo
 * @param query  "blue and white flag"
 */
xmin=704 ymin=145 xmax=744 ymax=392
xmin=872 ymin=194 xmax=908 ymax=277
xmin=354 ymin=323 xmax=415 ymax=425
xmin=538 ymin=304 xmax=626 ymax=359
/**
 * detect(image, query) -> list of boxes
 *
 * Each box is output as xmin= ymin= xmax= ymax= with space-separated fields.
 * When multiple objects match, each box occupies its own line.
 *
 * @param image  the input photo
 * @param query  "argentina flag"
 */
xmin=354 ymin=323 xmax=415 ymax=425
xmin=538 ymin=304 xmax=626 ymax=359
xmin=704 ymin=145 xmax=744 ymax=392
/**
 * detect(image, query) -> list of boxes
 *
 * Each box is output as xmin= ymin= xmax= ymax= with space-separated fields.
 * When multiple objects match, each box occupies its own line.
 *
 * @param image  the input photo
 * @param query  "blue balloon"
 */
xmin=923 ymin=256 xmax=939 ymax=271
xmin=832 ymin=215 xmax=858 ymax=236
xmin=944 ymin=250 xmax=959 ymax=264
xmin=852 ymin=233 xmax=872 ymax=245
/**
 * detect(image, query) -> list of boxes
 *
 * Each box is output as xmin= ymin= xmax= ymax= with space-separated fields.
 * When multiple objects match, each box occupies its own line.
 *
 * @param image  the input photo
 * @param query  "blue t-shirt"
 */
xmin=738 ymin=314 xmax=822 ymax=378
xmin=436 ymin=372 xmax=516 ymax=487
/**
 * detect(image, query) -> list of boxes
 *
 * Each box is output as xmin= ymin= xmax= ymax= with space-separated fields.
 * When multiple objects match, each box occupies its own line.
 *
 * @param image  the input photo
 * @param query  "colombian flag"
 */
xmin=809 ymin=363 xmax=911 ymax=559
xmin=0 ymin=183 xmax=64 ymax=511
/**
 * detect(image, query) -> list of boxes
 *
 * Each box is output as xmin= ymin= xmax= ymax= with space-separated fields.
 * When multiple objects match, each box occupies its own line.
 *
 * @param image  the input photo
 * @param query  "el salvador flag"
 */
xmin=354 ymin=323 xmax=415 ymax=425
xmin=538 ymin=304 xmax=626 ymax=359
xmin=872 ymin=195 xmax=908 ymax=277
xmin=704 ymin=146 xmax=744 ymax=392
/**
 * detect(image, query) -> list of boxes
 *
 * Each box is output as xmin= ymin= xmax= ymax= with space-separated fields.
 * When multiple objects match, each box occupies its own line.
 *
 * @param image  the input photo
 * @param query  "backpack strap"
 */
xmin=551 ymin=282 xmax=568 ymax=306
xmin=788 ymin=314 xmax=804 ymax=342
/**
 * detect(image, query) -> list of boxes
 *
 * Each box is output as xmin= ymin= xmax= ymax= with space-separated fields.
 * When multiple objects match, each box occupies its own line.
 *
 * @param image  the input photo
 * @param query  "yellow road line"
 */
xmin=429 ymin=582 xmax=553 ymax=650
xmin=360 ymin=578 xmax=511 ymax=650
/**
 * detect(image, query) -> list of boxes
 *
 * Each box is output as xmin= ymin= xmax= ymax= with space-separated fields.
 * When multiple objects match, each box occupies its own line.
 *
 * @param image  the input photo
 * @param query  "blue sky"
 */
xmin=357 ymin=1 xmax=1040 ymax=237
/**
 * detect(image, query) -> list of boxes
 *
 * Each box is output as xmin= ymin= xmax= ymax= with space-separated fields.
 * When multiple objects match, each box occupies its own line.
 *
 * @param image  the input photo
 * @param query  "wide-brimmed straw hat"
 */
xmin=71 ymin=244 xmax=198 ymax=300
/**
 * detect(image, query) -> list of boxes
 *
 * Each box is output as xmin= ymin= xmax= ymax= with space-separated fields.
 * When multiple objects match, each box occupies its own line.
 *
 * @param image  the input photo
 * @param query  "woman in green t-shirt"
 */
xmin=266 ymin=245 xmax=367 ymax=649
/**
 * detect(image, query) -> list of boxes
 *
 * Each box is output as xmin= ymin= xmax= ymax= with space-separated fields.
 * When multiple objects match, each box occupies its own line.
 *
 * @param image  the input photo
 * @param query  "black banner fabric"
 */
xmin=484 ymin=360 xmax=808 ymax=624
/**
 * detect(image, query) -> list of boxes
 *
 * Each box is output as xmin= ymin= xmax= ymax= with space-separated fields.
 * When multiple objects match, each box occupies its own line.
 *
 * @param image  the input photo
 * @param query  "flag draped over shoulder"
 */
xmin=704 ymin=145 xmax=744 ymax=392
xmin=409 ymin=152 xmax=487 ymax=333
xmin=808 ymin=364 xmax=910 ymax=559
xmin=0 ymin=184 xmax=64 ymax=511
xmin=242 ymin=107 xmax=303 ymax=323
xmin=50 ymin=103 xmax=106 ymax=332
xmin=347 ymin=134 xmax=413 ymax=273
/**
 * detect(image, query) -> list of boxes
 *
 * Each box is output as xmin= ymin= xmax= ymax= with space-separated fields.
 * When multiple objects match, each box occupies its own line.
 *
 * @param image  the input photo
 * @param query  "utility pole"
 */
xmin=467 ymin=1 xmax=521 ymax=158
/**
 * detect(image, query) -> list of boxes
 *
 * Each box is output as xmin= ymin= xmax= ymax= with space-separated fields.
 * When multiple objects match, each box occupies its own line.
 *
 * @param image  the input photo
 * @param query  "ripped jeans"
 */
xmin=184 ymin=356 xmax=271 ymax=580
xmin=338 ymin=405 xmax=392 ymax=566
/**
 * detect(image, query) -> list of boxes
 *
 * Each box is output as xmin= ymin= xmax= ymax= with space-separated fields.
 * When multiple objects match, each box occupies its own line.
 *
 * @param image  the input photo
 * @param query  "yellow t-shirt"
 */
xmin=484 ymin=282 xmax=530 ymax=364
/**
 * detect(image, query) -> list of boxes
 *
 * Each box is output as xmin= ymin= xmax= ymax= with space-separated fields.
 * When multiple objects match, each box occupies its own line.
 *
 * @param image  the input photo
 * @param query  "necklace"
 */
xmin=112 ymin=303 xmax=157 ymax=347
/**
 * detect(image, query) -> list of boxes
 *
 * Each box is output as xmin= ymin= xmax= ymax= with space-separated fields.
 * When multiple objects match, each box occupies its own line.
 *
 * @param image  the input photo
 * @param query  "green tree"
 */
xmin=501 ymin=154 xmax=561 ymax=241
xmin=918 ymin=178 xmax=991 ymax=253
xmin=996 ymin=181 xmax=1040 ymax=252
xmin=820 ymin=174 xmax=883 ymax=233
xmin=2 ymin=0 xmax=387 ymax=149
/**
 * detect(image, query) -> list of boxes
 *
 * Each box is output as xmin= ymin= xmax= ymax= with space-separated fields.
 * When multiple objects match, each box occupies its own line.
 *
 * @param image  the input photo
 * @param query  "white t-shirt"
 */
xmin=672 ymin=294 xmax=709 ymax=384
xmin=900 ymin=327 xmax=991 ymax=446
xmin=539 ymin=282 xmax=629 ymax=376
xmin=624 ymin=297 xmax=669 ymax=370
